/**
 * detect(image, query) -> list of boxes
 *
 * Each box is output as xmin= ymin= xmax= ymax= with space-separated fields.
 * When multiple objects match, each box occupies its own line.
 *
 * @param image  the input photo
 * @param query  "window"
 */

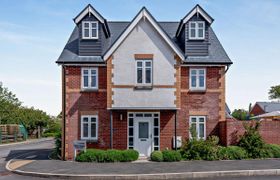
xmin=82 ymin=68 xmax=98 ymax=89
xmin=81 ymin=115 xmax=98 ymax=140
xmin=82 ymin=21 xmax=98 ymax=39
xmin=189 ymin=21 xmax=205 ymax=40
xmin=136 ymin=60 xmax=152 ymax=85
xmin=189 ymin=116 xmax=206 ymax=140
xmin=190 ymin=68 xmax=206 ymax=91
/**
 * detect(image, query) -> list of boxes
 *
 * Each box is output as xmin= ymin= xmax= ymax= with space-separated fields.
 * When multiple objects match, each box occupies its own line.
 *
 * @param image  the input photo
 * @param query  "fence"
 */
xmin=0 ymin=124 xmax=28 ymax=144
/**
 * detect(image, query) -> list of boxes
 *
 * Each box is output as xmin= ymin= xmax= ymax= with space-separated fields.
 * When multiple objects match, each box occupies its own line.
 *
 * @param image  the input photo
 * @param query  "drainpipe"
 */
xmin=174 ymin=110 xmax=177 ymax=150
xmin=110 ymin=110 xmax=113 ymax=149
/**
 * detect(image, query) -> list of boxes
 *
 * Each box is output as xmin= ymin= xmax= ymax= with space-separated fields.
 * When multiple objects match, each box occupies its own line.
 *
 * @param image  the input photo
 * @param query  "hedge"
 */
xmin=76 ymin=149 xmax=139 ymax=162
xmin=162 ymin=150 xmax=181 ymax=162
xmin=150 ymin=151 xmax=163 ymax=162
xmin=218 ymin=146 xmax=247 ymax=160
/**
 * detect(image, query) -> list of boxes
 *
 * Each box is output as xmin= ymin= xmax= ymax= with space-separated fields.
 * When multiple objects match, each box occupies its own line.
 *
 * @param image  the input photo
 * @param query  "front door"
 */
xmin=134 ymin=118 xmax=152 ymax=157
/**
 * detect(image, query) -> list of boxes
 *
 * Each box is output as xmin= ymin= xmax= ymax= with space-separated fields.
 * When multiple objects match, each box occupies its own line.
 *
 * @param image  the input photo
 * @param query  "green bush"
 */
xmin=239 ymin=122 xmax=266 ymax=158
xmin=42 ymin=132 xmax=57 ymax=137
xmin=218 ymin=146 xmax=247 ymax=160
xmin=162 ymin=150 xmax=181 ymax=162
xmin=263 ymin=144 xmax=280 ymax=158
xmin=181 ymin=136 xmax=219 ymax=161
xmin=150 ymin=151 xmax=163 ymax=162
xmin=76 ymin=149 xmax=139 ymax=162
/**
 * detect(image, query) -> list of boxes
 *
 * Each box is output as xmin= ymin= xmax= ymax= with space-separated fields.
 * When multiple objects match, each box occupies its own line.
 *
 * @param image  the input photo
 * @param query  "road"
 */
xmin=0 ymin=138 xmax=54 ymax=180
xmin=0 ymin=139 xmax=279 ymax=180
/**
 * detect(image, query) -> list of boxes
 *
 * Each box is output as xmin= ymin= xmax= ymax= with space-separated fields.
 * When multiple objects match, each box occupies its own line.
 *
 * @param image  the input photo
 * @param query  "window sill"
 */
xmin=80 ymin=88 xmax=99 ymax=92
xmin=134 ymin=85 xmax=153 ymax=90
xmin=189 ymin=89 xmax=206 ymax=93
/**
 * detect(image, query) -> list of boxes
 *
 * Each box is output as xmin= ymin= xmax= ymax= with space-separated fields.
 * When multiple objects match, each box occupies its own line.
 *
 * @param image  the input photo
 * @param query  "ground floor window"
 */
xmin=189 ymin=116 xmax=206 ymax=140
xmin=81 ymin=115 xmax=98 ymax=140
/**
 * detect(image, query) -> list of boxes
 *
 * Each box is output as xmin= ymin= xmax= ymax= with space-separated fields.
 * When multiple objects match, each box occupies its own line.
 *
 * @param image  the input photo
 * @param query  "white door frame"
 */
xmin=134 ymin=117 xmax=152 ymax=157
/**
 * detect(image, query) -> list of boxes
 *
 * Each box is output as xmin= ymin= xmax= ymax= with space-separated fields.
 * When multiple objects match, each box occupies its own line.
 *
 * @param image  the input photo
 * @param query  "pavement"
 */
xmin=0 ymin=138 xmax=54 ymax=180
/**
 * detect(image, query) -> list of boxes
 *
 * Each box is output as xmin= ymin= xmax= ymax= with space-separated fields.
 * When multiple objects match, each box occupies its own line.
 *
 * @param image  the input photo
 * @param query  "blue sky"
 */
xmin=0 ymin=0 xmax=279 ymax=115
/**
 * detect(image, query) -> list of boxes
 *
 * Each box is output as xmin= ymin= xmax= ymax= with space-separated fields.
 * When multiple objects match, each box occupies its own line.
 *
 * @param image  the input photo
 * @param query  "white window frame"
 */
xmin=189 ymin=21 xmax=205 ymax=40
xmin=82 ymin=21 xmax=98 ymax=39
xmin=189 ymin=116 xmax=206 ymax=140
xmin=81 ymin=67 xmax=98 ymax=90
xmin=81 ymin=115 xmax=98 ymax=140
xmin=189 ymin=68 xmax=206 ymax=91
xmin=135 ymin=60 xmax=153 ymax=86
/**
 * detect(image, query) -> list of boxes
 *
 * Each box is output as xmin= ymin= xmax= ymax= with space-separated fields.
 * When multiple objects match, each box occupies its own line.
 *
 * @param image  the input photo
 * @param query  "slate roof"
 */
xmin=56 ymin=12 xmax=232 ymax=65
xmin=255 ymin=102 xmax=280 ymax=113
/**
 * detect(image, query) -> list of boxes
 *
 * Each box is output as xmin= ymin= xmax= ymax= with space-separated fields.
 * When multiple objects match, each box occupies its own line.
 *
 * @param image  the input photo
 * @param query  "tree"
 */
xmin=232 ymin=109 xmax=248 ymax=120
xmin=269 ymin=85 xmax=280 ymax=101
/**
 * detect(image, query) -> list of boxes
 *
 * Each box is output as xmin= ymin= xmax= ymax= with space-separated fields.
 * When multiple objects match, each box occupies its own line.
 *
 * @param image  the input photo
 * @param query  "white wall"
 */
xmin=112 ymin=18 xmax=177 ymax=108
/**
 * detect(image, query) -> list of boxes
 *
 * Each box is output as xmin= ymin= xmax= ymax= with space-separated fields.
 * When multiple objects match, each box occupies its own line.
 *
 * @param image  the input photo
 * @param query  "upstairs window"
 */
xmin=136 ymin=60 xmax=152 ymax=86
xmin=189 ymin=21 xmax=205 ymax=40
xmin=82 ymin=68 xmax=98 ymax=89
xmin=190 ymin=68 xmax=206 ymax=91
xmin=82 ymin=21 xmax=98 ymax=39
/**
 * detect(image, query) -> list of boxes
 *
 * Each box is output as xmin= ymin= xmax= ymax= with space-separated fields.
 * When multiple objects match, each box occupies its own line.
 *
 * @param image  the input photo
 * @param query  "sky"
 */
xmin=0 ymin=0 xmax=279 ymax=116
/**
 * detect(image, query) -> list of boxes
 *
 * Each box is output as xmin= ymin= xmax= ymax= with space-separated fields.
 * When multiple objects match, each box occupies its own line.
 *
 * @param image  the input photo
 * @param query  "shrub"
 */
xmin=218 ymin=146 xmax=247 ymax=160
xmin=162 ymin=150 xmax=181 ymax=162
xmin=150 ymin=151 xmax=163 ymax=162
xmin=42 ymin=132 xmax=57 ymax=137
xmin=76 ymin=149 xmax=139 ymax=162
xmin=181 ymin=136 xmax=219 ymax=161
xmin=239 ymin=122 xmax=266 ymax=158
xmin=263 ymin=144 xmax=280 ymax=158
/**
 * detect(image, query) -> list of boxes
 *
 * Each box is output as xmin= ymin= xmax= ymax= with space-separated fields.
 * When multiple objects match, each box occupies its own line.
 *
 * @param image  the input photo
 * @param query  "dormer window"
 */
xmin=189 ymin=21 xmax=205 ymax=40
xmin=82 ymin=21 xmax=98 ymax=39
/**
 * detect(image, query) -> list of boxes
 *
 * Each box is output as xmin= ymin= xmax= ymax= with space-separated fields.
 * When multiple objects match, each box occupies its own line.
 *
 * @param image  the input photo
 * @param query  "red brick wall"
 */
xmin=177 ymin=67 xmax=222 ymax=142
xmin=160 ymin=111 xmax=175 ymax=150
xmin=220 ymin=118 xmax=280 ymax=145
xmin=250 ymin=104 xmax=265 ymax=116
xmin=64 ymin=66 xmax=111 ymax=160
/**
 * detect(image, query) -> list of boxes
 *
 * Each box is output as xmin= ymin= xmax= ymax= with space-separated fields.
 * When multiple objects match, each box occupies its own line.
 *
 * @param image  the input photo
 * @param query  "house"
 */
xmin=56 ymin=4 xmax=232 ymax=160
xmin=250 ymin=102 xmax=280 ymax=116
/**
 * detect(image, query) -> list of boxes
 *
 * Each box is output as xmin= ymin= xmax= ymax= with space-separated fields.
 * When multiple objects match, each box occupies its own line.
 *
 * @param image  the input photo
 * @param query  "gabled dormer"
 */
xmin=176 ymin=5 xmax=214 ymax=57
xmin=73 ymin=4 xmax=110 ymax=56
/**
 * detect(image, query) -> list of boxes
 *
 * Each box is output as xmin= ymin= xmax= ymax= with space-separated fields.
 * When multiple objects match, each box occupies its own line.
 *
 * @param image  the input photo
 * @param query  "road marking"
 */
xmin=8 ymin=160 xmax=34 ymax=170
xmin=6 ymin=150 xmax=40 ymax=171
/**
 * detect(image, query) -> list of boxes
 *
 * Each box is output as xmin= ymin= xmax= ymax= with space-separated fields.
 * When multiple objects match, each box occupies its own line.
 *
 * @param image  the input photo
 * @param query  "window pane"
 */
xmin=84 ymin=29 xmax=89 ymax=37
xmin=83 ymin=76 xmax=88 ymax=87
xmin=92 ymin=29 xmax=97 ymax=37
xmin=137 ymin=69 xmax=142 ymax=83
xmin=154 ymin=128 xmax=159 ymax=136
xmin=129 ymin=128 xmax=133 ymax=136
xmin=198 ymin=29 xmax=204 ymax=38
xmin=190 ymin=29 xmax=196 ymax=38
xmin=154 ymin=137 xmax=159 ymax=146
xmin=190 ymin=23 xmax=196 ymax=28
xmin=139 ymin=122 xmax=149 ymax=138
xmin=191 ymin=123 xmax=196 ymax=138
xmin=191 ymin=118 xmax=196 ymax=123
xmin=91 ymin=22 xmax=97 ymax=28
xmin=199 ymin=76 xmax=204 ymax=87
xmin=198 ymin=22 xmax=204 ymax=28
xmin=91 ymin=69 xmax=96 ymax=75
xmin=145 ymin=68 xmax=151 ymax=83
xmin=91 ymin=117 xmax=96 ymax=122
xmin=199 ymin=70 xmax=204 ymax=75
xmin=154 ymin=118 xmax=159 ymax=126
xmin=145 ymin=61 xmax=151 ymax=67
xmin=199 ymin=124 xmax=205 ymax=138
xmin=129 ymin=137 xmax=133 ymax=146
xmin=91 ymin=75 xmax=96 ymax=87
xmin=191 ymin=76 xmax=196 ymax=87
xmin=83 ymin=117 xmax=88 ymax=123
xmin=191 ymin=69 xmax=196 ymax=75
xmin=199 ymin=118 xmax=205 ymax=122
xmin=154 ymin=147 xmax=159 ymax=150
xmin=137 ymin=61 xmax=142 ymax=67
xmin=129 ymin=118 xmax=133 ymax=126
xmin=83 ymin=123 xmax=88 ymax=137
xmin=84 ymin=22 xmax=89 ymax=28
xmin=91 ymin=123 xmax=96 ymax=137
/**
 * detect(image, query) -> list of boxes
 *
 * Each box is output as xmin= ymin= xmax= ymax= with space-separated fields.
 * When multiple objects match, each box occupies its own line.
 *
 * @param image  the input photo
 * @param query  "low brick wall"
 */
xmin=220 ymin=118 xmax=280 ymax=146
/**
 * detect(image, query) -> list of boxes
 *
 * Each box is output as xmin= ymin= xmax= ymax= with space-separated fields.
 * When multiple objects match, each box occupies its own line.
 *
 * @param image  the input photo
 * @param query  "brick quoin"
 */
xmin=63 ymin=66 xmax=226 ymax=160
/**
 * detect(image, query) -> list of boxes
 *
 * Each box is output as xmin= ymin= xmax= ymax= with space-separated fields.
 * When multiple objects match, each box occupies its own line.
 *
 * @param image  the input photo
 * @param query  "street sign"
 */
xmin=73 ymin=140 xmax=87 ymax=160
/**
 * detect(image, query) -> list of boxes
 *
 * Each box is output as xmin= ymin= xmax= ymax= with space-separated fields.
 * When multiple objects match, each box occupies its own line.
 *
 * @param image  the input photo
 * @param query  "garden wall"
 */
xmin=220 ymin=118 xmax=280 ymax=146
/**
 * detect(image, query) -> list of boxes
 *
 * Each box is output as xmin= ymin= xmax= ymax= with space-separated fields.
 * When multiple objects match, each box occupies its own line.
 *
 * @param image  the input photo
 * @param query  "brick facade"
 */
xmin=63 ymin=65 xmax=225 ymax=160
xmin=220 ymin=118 xmax=280 ymax=146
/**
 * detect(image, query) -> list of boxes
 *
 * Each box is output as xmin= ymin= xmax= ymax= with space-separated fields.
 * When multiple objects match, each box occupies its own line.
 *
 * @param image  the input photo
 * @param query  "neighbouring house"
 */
xmin=56 ymin=4 xmax=233 ymax=160
xmin=250 ymin=102 xmax=280 ymax=116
